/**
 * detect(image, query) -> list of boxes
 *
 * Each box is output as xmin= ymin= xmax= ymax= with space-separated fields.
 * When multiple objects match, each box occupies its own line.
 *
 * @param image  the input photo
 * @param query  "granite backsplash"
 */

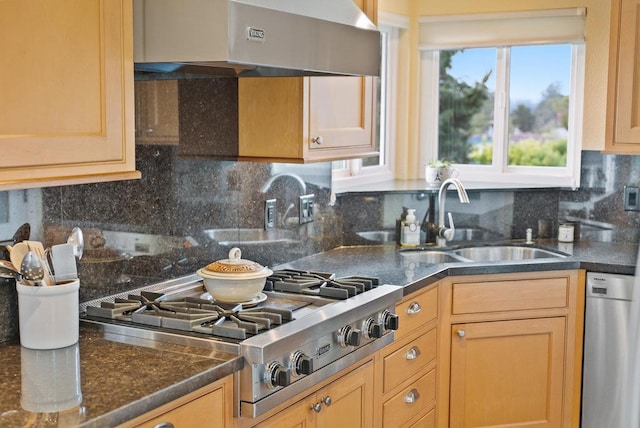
xmin=0 ymin=76 xmax=639 ymax=343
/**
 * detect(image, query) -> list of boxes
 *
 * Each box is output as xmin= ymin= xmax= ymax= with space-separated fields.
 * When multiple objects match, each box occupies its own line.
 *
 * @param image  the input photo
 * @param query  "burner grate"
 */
xmin=265 ymin=270 xmax=380 ymax=300
xmin=85 ymin=291 xmax=296 ymax=340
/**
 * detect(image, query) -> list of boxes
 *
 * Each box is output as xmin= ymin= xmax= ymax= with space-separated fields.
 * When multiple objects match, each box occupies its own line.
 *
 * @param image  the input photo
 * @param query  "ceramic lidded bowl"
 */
xmin=196 ymin=247 xmax=272 ymax=302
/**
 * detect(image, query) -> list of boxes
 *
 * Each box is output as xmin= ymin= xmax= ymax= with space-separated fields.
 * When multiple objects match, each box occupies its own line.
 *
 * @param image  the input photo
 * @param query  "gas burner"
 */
xmin=264 ymin=269 xmax=380 ymax=299
xmin=85 ymin=290 xmax=297 ymax=340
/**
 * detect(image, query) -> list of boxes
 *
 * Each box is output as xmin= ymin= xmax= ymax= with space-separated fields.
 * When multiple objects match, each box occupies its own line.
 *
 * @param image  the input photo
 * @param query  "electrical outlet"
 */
xmin=265 ymin=199 xmax=276 ymax=230
xmin=299 ymin=194 xmax=315 ymax=224
xmin=624 ymin=186 xmax=640 ymax=211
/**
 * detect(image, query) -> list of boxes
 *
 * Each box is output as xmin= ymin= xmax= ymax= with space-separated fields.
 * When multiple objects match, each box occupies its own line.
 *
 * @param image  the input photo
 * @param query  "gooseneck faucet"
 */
xmin=437 ymin=178 xmax=470 ymax=247
xmin=260 ymin=172 xmax=307 ymax=195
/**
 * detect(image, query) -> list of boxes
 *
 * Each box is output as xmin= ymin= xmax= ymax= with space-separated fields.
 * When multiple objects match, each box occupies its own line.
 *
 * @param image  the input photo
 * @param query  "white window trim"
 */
xmin=332 ymin=16 xmax=404 ymax=193
xmin=418 ymin=10 xmax=586 ymax=190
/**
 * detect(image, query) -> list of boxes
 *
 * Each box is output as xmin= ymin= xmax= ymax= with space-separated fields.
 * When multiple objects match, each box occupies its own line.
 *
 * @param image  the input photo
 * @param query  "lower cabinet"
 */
xmin=375 ymin=284 xmax=439 ymax=427
xmin=439 ymin=270 xmax=585 ymax=428
xmin=255 ymin=360 xmax=374 ymax=428
xmin=121 ymin=374 xmax=233 ymax=428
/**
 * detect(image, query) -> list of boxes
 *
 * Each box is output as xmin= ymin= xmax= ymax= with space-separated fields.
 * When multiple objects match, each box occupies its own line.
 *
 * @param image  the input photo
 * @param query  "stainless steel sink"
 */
xmin=203 ymin=228 xmax=300 ymax=245
xmin=452 ymin=245 xmax=567 ymax=262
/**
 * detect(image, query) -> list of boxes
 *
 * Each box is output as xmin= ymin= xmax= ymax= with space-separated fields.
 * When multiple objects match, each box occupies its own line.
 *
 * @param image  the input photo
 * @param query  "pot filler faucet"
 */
xmin=436 ymin=178 xmax=470 ymax=247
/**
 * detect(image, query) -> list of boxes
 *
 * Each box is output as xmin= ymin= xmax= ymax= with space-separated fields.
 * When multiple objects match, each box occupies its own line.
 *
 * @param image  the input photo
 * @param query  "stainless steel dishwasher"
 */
xmin=582 ymin=272 xmax=634 ymax=428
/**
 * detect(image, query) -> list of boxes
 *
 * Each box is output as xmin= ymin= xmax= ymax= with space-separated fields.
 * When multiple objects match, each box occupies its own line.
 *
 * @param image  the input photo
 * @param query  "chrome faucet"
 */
xmin=437 ymin=178 xmax=470 ymax=247
xmin=260 ymin=172 xmax=307 ymax=195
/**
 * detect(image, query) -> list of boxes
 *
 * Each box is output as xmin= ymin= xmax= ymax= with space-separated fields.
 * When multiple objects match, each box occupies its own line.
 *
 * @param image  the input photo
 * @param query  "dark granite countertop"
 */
xmin=0 ymin=238 xmax=636 ymax=427
xmin=277 ymin=239 xmax=639 ymax=295
xmin=0 ymin=324 xmax=241 ymax=427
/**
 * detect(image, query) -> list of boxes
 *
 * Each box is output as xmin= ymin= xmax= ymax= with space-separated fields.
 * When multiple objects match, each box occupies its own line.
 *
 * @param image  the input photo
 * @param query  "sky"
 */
xmin=447 ymin=44 xmax=572 ymax=105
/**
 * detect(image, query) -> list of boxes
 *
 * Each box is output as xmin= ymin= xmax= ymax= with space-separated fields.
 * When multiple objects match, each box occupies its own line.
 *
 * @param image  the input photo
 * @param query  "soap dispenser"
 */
xmin=401 ymin=209 xmax=420 ymax=247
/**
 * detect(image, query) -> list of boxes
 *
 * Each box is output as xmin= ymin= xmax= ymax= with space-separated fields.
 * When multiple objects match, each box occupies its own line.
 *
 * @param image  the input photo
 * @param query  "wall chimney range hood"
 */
xmin=133 ymin=0 xmax=381 ymax=77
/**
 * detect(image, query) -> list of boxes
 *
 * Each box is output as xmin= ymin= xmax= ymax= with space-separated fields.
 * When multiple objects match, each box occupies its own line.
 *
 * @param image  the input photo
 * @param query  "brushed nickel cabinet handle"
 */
xmin=457 ymin=329 xmax=466 ymax=338
xmin=404 ymin=389 xmax=420 ymax=404
xmin=407 ymin=302 xmax=422 ymax=315
xmin=312 ymin=136 xmax=324 ymax=145
xmin=406 ymin=346 xmax=421 ymax=360
xmin=311 ymin=402 xmax=322 ymax=413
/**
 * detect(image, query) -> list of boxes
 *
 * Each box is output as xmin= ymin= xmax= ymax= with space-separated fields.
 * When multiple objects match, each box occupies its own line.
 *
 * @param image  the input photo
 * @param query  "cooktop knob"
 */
xmin=291 ymin=351 xmax=314 ymax=376
xmin=338 ymin=325 xmax=361 ymax=348
xmin=266 ymin=362 xmax=291 ymax=388
xmin=380 ymin=310 xmax=400 ymax=332
xmin=362 ymin=318 xmax=382 ymax=339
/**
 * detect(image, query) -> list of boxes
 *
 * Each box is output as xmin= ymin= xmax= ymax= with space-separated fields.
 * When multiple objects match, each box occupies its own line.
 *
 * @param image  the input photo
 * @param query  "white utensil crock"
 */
xmin=17 ymin=279 xmax=80 ymax=349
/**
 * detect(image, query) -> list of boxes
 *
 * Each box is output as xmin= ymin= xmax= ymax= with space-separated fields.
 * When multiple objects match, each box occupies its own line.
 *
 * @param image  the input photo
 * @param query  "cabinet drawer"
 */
xmin=382 ymin=368 xmax=436 ymax=427
xmin=452 ymin=276 xmax=568 ymax=315
xmin=382 ymin=327 xmax=436 ymax=394
xmin=409 ymin=407 xmax=435 ymax=428
xmin=395 ymin=287 xmax=438 ymax=340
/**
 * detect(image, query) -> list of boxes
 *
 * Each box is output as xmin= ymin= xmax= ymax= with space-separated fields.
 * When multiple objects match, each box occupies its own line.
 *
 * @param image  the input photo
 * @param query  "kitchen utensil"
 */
xmin=196 ymin=247 xmax=272 ymax=302
xmin=25 ymin=241 xmax=53 ymax=286
xmin=51 ymin=243 xmax=78 ymax=282
xmin=9 ymin=242 xmax=29 ymax=275
xmin=67 ymin=227 xmax=84 ymax=260
xmin=12 ymin=223 xmax=31 ymax=244
xmin=0 ymin=259 xmax=18 ymax=273
xmin=21 ymin=251 xmax=45 ymax=286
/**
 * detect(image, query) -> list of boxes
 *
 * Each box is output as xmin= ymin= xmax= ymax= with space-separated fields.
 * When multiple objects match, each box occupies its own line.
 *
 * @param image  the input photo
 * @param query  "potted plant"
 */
xmin=425 ymin=159 xmax=458 ymax=185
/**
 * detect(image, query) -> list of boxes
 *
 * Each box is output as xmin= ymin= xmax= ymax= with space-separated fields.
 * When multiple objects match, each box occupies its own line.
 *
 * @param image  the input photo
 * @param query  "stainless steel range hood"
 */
xmin=133 ymin=0 xmax=381 ymax=77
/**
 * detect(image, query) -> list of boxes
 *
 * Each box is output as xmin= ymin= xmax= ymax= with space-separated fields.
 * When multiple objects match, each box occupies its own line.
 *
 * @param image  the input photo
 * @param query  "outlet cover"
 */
xmin=624 ymin=186 xmax=640 ymax=211
xmin=265 ymin=199 xmax=276 ymax=230
xmin=299 ymin=194 xmax=315 ymax=224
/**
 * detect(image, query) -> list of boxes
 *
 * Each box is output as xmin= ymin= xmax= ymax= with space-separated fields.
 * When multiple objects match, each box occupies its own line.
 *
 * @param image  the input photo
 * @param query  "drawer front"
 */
xmin=409 ymin=407 xmax=435 ymax=428
xmin=395 ymin=286 xmax=438 ymax=340
xmin=452 ymin=276 xmax=569 ymax=315
xmin=382 ymin=368 xmax=436 ymax=427
xmin=383 ymin=327 xmax=437 ymax=394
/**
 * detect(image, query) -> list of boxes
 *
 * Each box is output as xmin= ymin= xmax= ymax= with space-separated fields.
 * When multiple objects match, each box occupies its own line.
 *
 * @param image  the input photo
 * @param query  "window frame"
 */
xmin=418 ymin=11 xmax=586 ymax=189
xmin=331 ymin=18 xmax=402 ymax=192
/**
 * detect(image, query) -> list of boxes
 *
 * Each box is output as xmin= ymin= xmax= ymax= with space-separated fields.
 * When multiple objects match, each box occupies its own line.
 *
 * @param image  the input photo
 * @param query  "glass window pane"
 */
xmin=439 ymin=48 xmax=495 ymax=165
xmin=508 ymin=44 xmax=570 ymax=167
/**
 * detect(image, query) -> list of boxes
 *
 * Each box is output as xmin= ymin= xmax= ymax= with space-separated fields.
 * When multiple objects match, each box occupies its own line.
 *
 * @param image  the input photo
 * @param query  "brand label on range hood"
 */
xmin=247 ymin=27 xmax=266 ymax=42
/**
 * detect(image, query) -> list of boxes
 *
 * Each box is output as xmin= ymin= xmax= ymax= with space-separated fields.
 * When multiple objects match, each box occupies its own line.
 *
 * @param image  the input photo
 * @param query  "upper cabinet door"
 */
xmin=238 ymin=0 xmax=378 ymax=163
xmin=0 ymin=0 xmax=139 ymax=190
xmin=606 ymin=0 xmax=640 ymax=153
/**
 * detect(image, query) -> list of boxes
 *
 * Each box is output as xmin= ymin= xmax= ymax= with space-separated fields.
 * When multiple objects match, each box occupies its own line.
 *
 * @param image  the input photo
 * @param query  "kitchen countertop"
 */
xmin=278 ymin=239 xmax=639 ymax=295
xmin=0 ymin=238 xmax=636 ymax=427
xmin=0 ymin=324 xmax=241 ymax=427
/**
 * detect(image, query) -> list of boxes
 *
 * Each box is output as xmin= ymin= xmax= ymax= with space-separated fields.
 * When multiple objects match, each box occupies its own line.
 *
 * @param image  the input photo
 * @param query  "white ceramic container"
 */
xmin=197 ymin=248 xmax=272 ymax=302
xmin=17 ymin=279 xmax=80 ymax=349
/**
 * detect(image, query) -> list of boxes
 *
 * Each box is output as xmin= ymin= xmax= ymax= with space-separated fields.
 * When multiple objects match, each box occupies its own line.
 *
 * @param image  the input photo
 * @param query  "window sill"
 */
xmin=334 ymin=178 xmax=570 ymax=194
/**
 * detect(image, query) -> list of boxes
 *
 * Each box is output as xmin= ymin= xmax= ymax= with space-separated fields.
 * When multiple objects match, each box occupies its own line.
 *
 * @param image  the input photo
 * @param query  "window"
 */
xmin=419 ymin=9 xmax=585 ymax=188
xmin=332 ymin=17 xmax=404 ymax=191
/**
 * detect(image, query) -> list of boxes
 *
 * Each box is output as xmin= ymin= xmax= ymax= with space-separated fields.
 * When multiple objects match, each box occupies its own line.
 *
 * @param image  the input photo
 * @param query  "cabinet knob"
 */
xmin=407 ymin=302 xmax=422 ymax=315
xmin=323 ymin=396 xmax=332 ymax=406
xmin=146 ymin=128 xmax=154 ymax=134
xmin=457 ymin=329 xmax=466 ymax=338
xmin=406 ymin=346 xmax=421 ymax=360
xmin=311 ymin=402 xmax=322 ymax=413
xmin=312 ymin=136 xmax=324 ymax=145
xmin=404 ymin=389 xmax=420 ymax=404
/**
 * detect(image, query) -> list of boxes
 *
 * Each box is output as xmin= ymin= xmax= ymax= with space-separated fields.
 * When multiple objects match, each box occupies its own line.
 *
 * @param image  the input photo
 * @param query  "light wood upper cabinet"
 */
xmin=0 ymin=0 xmax=139 ymax=190
xmin=605 ymin=0 xmax=640 ymax=153
xmin=237 ymin=0 xmax=378 ymax=163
